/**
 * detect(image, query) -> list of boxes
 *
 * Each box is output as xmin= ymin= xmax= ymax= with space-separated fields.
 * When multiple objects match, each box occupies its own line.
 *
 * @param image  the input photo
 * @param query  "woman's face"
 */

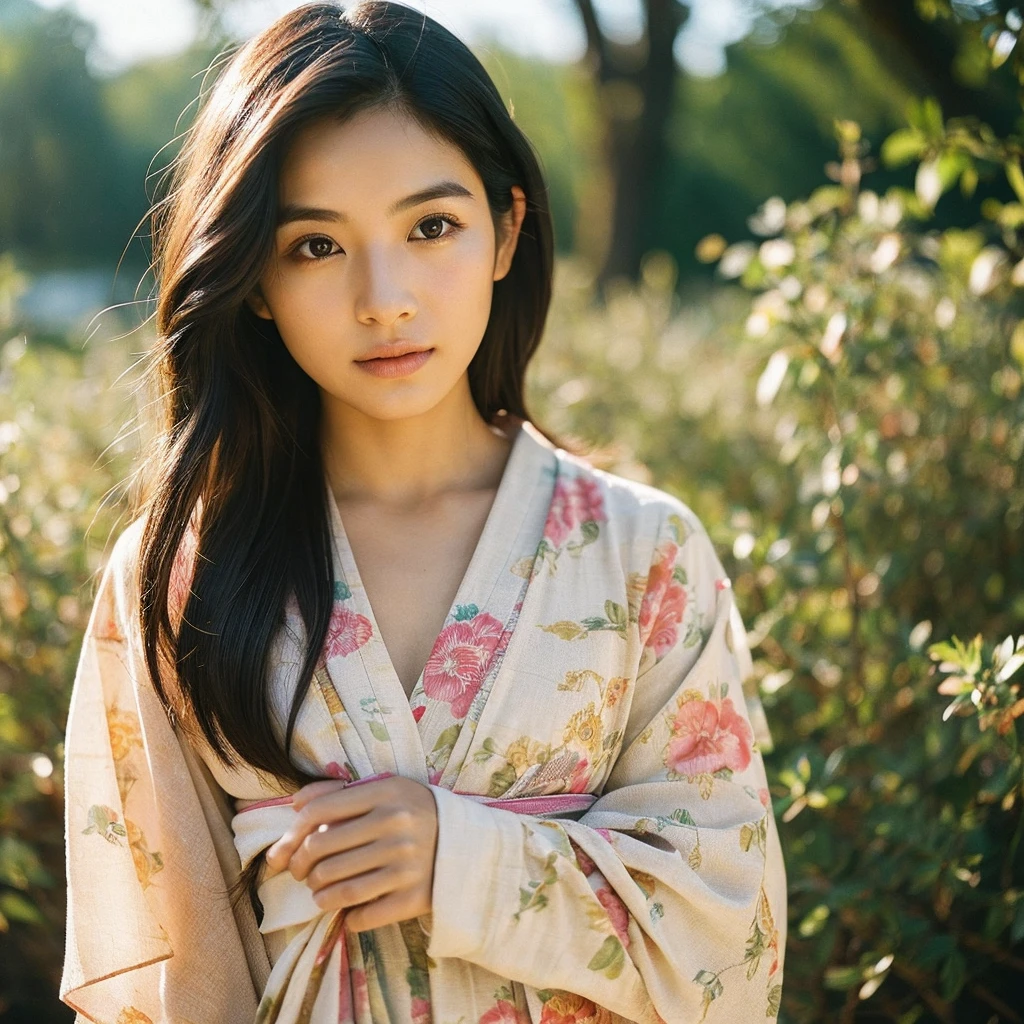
xmin=248 ymin=104 xmax=526 ymax=423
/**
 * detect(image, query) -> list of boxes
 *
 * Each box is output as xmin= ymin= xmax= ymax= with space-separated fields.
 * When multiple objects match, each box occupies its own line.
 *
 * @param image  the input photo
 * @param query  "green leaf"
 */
xmin=432 ymin=725 xmax=459 ymax=754
xmin=1006 ymin=158 xmax=1024 ymax=205
xmin=368 ymin=720 xmax=389 ymax=743
xmin=604 ymin=600 xmax=626 ymax=626
xmin=539 ymin=620 xmax=588 ymax=641
xmin=587 ymin=935 xmax=626 ymax=979
xmin=881 ymin=128 xmax=927 ymax=168
xmin=0 ymin=891 xmax=44 ymax=926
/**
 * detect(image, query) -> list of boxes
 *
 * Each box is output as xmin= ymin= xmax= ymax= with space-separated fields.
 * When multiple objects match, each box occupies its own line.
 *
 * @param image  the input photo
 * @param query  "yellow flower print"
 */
xmin=506 ymin=737 xmax=547 ymax=773
xmin=603 ymin=676 xmax=629 ymax=708
xmin=106 ymin=706 xmax=142 ymax=761
xmin=116 ymin=1008 xmax=154 ymax=1024
xmin=563 ymin=702 xmax=603 ymax=755
xmin=126 ymin=818 xmax=164 ymax=890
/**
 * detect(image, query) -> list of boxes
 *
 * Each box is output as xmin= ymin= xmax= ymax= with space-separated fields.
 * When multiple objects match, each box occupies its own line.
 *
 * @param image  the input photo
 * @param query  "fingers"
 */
xmin=295 ymin=832 xmax=389 ymax=885
xmin=265 ymin=791 xmax=378 ymax=871
xmin=343 ymin=886 xmax=422 ymax=933
xmin=312 ymin=864 xmax=400 ymax=913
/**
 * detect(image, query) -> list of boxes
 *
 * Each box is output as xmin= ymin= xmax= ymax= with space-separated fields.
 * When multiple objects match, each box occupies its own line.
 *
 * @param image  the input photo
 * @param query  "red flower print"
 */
xmin=595 ymin=886 xmax=631 ymax=947
xmin=665 ymin=697 xmax=753 ymax=777
xmin=543 ymin=476 xmax=606 ymax=548
xmin=411 ymin=704 xmax=426 ymax=723
xmin=167 ymin=523 xmax=199 ymax=626
xmin=422 ymin=612 xmax=504 ymax=719
xmin=539 ymin=992 xmax=611 ymax=1023
xmin=570 ymin=839 xmax=596 ymax=877
xmin=412 ymin=996 xmax=432 ymax=1024
xmin=351 ymin=968 xmax=369 ymax=1017
xmin=639 ymin=540 xmax=688 ymax=660
xmin=479 ymin=999 xmax=529 ymax=1024
xmin=324 ymin=761 xmax=354 ymax=782
xmin=646 ymin=580 xmax=687 ymax=660
xmin=325 ymin=604 xmax=373 ymax=660
xmin=568 ymin=757 xmax=591 ymax=794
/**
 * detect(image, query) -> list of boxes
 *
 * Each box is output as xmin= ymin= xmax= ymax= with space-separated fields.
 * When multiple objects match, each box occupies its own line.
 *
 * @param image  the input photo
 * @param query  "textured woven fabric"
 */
xmin=60 ymin=418 xmax=786 ymax=1024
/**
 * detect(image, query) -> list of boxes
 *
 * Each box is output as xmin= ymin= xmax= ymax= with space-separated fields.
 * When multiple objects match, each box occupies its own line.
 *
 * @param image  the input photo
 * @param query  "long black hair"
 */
xmin=134 ymin=0 xmax=563 ymax=911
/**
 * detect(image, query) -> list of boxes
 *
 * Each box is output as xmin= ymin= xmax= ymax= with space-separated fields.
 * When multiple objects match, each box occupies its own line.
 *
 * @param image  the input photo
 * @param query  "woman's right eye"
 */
xmin=292 ymin=235 xmax=341 ymax=261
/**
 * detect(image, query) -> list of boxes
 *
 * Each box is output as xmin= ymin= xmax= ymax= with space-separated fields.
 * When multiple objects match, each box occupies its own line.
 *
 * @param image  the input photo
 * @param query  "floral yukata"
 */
xmin=60 ymin=417 xmax=787 ymax=1024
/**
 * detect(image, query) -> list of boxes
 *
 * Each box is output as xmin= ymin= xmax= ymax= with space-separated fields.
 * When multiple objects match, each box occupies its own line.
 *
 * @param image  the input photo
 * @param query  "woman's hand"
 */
xmin=264 ymin=775 xmax=439 ymax=933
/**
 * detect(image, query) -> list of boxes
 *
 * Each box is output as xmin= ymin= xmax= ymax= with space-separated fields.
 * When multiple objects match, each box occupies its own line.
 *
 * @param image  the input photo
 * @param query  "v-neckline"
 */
xmin=323 ymin=417 xmax=530 ymax=708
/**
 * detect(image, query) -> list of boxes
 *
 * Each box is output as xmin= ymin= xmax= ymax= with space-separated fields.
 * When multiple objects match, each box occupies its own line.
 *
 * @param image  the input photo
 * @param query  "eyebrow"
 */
xmin=276 ymin=179 xmax=475 ymax=227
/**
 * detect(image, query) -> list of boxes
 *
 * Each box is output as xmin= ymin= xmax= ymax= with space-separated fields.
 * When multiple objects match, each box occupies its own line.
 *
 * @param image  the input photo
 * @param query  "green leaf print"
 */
xmin=766 ymin=984 xmax=782 ymax=1018
xmin=539 ymin=620 xmax=589 ymax=641
xmin=82 ymin=805 xmax=127 ymax=844
xmin=514 ymin=851 xmax=559 ymax=921
xmin=368 ymin=720 xmax=390 ymax=743
xmin=587 ymin=935 xmax=626 ymax=979
xmin=693 ymin=969 xmax=723 ymax=1023
xmin=453 ymin=604 xmax=479 ymax=621
xmin=604 ymin=600 xmax=626 ymax=627
xmin=488 ymin=762 xmax=518 ymax=798
xmin=672 ymin=565 xmax=688 ymax=585
xmin=432 ymin=725 xmax=460 ymax=755
xmin=667 ymin=513 xmax=690 ymax=545
xmin=333 ymin=580 xmax=352 ymax=601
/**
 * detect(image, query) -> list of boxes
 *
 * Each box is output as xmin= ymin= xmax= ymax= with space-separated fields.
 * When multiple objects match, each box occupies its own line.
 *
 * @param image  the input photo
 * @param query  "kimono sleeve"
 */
xmin=425 ymin=509 xmax=787 ymax=1024
xmin=59 ymin=524 xmax=270 ymax=1024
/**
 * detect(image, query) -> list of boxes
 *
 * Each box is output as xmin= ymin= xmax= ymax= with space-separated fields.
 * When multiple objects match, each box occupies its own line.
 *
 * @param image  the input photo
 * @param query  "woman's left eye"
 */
xmin=411 ymin=213 xmax=464 ymax=242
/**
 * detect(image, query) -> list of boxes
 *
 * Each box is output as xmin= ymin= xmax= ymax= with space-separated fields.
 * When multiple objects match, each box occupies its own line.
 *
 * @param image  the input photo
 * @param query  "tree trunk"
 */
xmin=574 ymin=0 xmax=689 ymax=291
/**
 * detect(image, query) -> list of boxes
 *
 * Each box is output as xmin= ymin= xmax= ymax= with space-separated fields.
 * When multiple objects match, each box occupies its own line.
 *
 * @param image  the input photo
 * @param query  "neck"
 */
xmin=319 ymin=378 xmax=516 ymax=510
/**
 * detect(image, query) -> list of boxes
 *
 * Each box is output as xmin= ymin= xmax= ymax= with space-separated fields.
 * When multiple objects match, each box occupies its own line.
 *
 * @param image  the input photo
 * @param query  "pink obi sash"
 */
xmin=232 ymin=771 xmax=596 ymax=1024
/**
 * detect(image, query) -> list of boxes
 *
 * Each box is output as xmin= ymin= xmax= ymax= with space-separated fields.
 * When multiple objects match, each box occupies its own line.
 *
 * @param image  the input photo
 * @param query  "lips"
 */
xmin=355 ymin=343 xmax=432 ymax=362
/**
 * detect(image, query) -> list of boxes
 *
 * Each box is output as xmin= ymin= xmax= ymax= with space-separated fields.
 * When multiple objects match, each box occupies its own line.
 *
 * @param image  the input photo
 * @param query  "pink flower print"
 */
xmin=595 ymin=828 xmax=614 ymax=844
xmin=638 ymin=541 xmax=678 ymax=641
xmin=568 ymin=757 xmax=591 ymax=794
xmin=595 ymin=885 xmax=631 ymax=948
xmin=325 ymin=604 xmax=372 ymax=660
xmin=479 ymin=999 xmax=530 ymax=1024
xmin=422 ymin=612 xmax=504 ymax=719
xmin=570 ymin=839 xmax=597 ymax=877
xmin=758 ymin=787 xmax=771 ymax=808
xmin=428 ymin=767 xmax=443 ymax=785
xmin=543 ymin=475 xmax=606 ymax=548
xmin=665 ymin=696 xmax=753 ymax=777
xmin=715 ymin=577 xmax=731 ymax=590
xmin=324 ymin=761 xmax=353 ymax=782
xmin=411 ymin=704 xmax=426 ymax=723
xmin=412 ymin=996 xmax=432 ymax=1024
xmin=646 ymin=580 xmax=687 ymax=660
xmin=168 ymin=523 xmax=199 ymax=626
xmin=351 ymin=967 xmax=369 ymax=1018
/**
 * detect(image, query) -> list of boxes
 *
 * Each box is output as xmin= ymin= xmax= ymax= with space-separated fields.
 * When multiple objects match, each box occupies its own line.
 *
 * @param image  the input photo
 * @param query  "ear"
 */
xmin=493 ymin=185 xmax=527 ymax=283
xmin=245 ymin=284 xmax=274 ymax=321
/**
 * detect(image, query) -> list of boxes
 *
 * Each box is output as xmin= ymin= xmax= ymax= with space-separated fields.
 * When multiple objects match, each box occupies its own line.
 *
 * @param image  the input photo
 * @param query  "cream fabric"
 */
xmin=60 ymin=418 xmax=786 ymax=1023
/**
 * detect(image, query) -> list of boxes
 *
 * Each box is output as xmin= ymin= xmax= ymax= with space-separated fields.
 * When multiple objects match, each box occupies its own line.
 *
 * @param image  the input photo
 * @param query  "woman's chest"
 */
xmin=339 ymin=491 xmax=497 ymax=699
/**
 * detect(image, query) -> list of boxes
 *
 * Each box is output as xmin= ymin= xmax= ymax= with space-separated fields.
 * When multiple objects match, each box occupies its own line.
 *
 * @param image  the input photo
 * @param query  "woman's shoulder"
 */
xmin=553 ymin=445 xmax=710 ymax=549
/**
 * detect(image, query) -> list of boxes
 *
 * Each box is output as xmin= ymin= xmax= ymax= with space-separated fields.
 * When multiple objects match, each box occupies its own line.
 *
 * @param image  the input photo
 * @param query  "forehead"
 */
xmin=278 ymin=105 xmax=478 ymax=202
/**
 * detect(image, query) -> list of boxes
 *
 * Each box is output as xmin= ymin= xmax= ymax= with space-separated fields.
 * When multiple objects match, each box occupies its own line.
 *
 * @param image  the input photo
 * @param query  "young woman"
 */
xmin=59 ymin=3 xmax=786 ymax=1022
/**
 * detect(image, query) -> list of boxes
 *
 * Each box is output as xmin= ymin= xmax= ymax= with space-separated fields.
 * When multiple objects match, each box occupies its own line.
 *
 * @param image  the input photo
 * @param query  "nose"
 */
xmin=353 ymin=245 xmax=417 ymax=327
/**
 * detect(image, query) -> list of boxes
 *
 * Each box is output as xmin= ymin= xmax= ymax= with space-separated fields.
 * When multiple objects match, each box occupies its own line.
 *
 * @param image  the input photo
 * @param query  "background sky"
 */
xmin=31 ymin=0 xmax=792 ymax=77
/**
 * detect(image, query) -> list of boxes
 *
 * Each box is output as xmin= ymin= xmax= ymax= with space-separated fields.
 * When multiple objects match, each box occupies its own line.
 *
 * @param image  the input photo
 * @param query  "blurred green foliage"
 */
xmin=0 ymin=261 xmax=135 ymax=1016
xmin=3 ymin=0 xmax=1024 ymax=1021
xmin=529 ymin=24 xmax=1024 ymax=1019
